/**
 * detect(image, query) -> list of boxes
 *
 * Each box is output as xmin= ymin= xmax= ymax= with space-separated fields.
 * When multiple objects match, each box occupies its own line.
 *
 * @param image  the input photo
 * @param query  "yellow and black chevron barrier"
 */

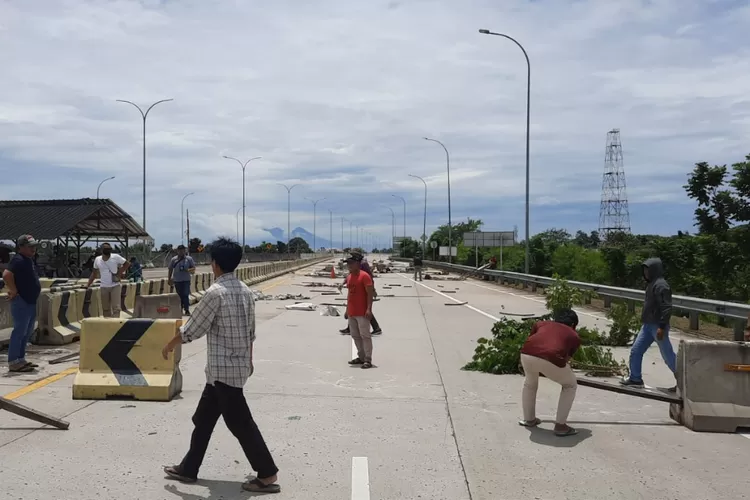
xmin=72 ymin=318 xmax=183 ymax=402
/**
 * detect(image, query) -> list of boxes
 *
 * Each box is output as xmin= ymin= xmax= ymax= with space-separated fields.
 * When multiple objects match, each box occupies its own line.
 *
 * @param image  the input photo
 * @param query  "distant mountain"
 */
xmin=261 ymin=227 xmax=334 ymax=250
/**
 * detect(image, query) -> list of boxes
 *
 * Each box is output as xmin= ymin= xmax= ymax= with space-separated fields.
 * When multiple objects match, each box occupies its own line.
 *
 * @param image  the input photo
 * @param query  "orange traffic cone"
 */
xmin=330 ymin=267 xmax=336 ymax=279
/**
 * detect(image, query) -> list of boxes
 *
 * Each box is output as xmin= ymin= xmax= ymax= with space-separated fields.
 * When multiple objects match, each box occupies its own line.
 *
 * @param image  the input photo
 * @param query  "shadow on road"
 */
xmin=526 ymin=426 xmax=593 ymax=447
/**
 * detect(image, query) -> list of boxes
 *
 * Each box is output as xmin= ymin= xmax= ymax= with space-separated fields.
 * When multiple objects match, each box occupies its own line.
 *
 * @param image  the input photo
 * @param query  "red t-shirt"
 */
xmin=346 ymin=271 xmax=373 ymax=317
xmin=520 ymin=321 xmax=581 ymax=368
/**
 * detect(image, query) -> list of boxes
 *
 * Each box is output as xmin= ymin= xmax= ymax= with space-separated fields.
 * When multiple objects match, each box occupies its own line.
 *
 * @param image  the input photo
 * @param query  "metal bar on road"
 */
xmin=576 ymin=377 xmax=682 ymax=405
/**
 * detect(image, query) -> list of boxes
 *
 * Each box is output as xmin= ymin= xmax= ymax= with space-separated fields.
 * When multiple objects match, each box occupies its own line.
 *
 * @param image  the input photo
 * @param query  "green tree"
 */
xmin=288 ymin=237 xmax=311 ymax=254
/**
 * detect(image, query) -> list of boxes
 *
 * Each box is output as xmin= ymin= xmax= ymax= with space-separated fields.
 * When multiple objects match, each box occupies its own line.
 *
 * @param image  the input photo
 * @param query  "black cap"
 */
xmin=177 ymin=244 xmax=186 ymax=250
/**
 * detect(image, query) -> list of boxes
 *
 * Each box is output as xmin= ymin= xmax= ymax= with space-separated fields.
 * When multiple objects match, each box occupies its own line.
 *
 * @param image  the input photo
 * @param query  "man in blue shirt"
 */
xmin=168 ymin=245 xmax=196 ymax=316
xmin=2 ymin=235 xmax=42 ymax=372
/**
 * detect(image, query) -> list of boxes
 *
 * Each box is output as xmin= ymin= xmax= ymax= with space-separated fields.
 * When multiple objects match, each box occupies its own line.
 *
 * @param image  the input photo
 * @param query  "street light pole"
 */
xmin=423 ymin=137 xmax=452 ymax=263
xmin=278 ymin=183 xmax=299 ymax=257
xmin=341 ymin=217 xmax=346 ymax=253
xmin=236 ymin=207 xmax=242 ymax=241
xmin=97 ymin=176 xmax=115 ymax=199
xmin=478 ymin=28 xmax=531 ymax=273
xmin=382 ymin=206 xmax=396 ymax=254
xmin=349 ymin=220 xmax=353 ymax=249
xmin=116 ymin=98 xmax=173 ymax=232
xmin=305 ymin=198 xmax=326 ymax=253
xmin=392 ymin=194 xmax=407 ymax=250
xmin=329 ymin=209 xmax=333 ymax=254
xmin=408 ymin=174 xmax=427 ymax=255
xmin=180 ymin=192 xmax=195 ymax=247
xmin=223 ymin=155 xmax=262 ymax=255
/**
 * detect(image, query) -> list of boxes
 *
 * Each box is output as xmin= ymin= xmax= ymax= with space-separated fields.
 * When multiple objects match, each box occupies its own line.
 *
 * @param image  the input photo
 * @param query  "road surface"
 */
xmin=1 ymin=257 xmax=748 ymax=499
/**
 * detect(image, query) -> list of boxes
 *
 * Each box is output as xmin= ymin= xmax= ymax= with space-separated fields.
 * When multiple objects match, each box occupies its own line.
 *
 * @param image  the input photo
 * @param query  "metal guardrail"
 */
xmin=394 ymin=258 xmax=750 ymax=339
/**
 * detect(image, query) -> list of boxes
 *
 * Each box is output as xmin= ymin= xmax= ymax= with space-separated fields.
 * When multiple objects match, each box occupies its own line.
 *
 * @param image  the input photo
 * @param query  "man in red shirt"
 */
xmin=345 ymin=254 xmax=375 ymax=369
xmin=518 ymin=309 xmax=581 ymax=436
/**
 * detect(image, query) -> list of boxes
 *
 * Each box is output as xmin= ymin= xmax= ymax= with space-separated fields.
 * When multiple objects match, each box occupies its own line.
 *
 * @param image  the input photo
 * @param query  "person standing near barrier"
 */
xmin=86 ymin=243 xmax=129 ymax=318
xmin=518 ymin=309 xmax=581 ymax=437
xmin=168 ymin=245 xmax=196 ymax=316
xmin=345 ymin=253 xmax=376 ymax=369
xmin=620 ymin=257 xmax=676 ymax=391
xmin=3 ymin=235 xmax=41 ymax=373
xmin=161 ymin=237 xmax=280 ymax=493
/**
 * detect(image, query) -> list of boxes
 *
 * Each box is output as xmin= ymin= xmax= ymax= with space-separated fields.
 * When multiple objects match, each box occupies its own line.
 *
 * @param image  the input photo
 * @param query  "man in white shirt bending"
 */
xmin=86 ymin=243 xmax=129 ymax=317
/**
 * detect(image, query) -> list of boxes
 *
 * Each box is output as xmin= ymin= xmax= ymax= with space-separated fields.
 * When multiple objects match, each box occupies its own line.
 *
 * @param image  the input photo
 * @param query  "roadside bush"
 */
xmin=544 ymin=274 xmax=584 ymax=316
xmin=602 ymin=302 xmax=641 ymax=346
xmin=462 ymin=317 xmax=625 ymax=377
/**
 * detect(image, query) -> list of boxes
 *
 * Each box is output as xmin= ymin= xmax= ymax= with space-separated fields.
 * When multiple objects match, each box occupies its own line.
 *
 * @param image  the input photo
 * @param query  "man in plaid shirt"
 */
xmin=162 ymin=237 xmax=280 ymax=494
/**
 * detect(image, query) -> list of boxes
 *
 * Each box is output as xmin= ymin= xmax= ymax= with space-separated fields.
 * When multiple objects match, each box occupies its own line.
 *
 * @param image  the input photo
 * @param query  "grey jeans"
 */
xmin=349 ymin=316 xmax=373 ymax=362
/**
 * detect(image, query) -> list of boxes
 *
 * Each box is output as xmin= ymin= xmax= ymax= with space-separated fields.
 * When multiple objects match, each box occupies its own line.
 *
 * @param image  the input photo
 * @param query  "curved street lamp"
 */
xmin=305 ymin=197 xmax=326 ymax=252
xmin=97 ymin=176 xmax=115 ymax=199
xmin=278 ymin=183 xmax=299 ymax=256
xmin=478 ymin=28 xmax=531 ymax=273
xmin=408 ymin=173 xmax=427 ymax=255
xmin=116 ymin=98 xmax=173 ymax=232
xmin=382 ymin=205 xmax=396 ymax=254
xmin=423 ymin=137 xmax=452 ymax=262
xmin=223 ymin=155 xmax=262 ymax=253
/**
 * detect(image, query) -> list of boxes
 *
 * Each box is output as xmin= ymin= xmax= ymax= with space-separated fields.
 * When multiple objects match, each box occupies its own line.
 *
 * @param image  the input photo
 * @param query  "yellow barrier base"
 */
xmin=72 ymin=318 xmax=183 ymax=402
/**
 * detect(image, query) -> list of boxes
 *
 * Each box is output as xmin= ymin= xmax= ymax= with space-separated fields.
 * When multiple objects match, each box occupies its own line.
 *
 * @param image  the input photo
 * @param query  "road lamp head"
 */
xmin=479 ymin=29 xmax=491 ymax=34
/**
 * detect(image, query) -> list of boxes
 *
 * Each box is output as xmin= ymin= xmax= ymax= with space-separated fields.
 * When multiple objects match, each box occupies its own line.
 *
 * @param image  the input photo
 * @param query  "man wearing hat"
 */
xmin=339 ymin=250 xmax=382 ymax=335
xmin=345 ymin=253 xmax=375 ymax=369
xmin=168 ymin=245 xmax=196 ymax=316
xmin=2 ymin=235 xmax=41 ymax=372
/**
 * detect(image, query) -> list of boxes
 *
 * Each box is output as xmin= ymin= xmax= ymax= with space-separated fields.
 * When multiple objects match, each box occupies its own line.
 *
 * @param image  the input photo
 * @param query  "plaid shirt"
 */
xmin=180 ymin=273 xmax=256 ymax=388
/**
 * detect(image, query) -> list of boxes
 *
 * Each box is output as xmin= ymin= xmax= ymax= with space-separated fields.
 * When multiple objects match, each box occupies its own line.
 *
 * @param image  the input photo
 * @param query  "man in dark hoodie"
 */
xmin=621 ymin=257 xmax=676 ymax=389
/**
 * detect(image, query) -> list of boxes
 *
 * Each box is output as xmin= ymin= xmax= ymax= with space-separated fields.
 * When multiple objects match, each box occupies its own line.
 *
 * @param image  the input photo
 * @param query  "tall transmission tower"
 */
xmin=598 ymin=129 xmax=631 ymax=238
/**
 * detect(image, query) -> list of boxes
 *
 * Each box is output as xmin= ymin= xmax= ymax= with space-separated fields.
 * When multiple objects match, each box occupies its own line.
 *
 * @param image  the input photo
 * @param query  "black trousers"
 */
xmin=180 ymin=382 xmax=278 ymax=479
xmin=174 ymin=281 xmax=191 ymax=313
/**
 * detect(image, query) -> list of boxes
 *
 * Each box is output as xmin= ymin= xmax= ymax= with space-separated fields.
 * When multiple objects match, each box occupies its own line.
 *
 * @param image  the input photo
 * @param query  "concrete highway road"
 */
xmin=1 ymin=258 xmax=749 ymax=499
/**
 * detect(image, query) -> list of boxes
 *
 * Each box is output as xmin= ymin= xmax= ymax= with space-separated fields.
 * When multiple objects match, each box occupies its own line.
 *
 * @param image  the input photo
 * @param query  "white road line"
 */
xmin=397 ymin=274 xmax=500 ymax=322
xmin=351 ymin=456 xmax=370 ymax=500
xmin=739 ymin=431 xmax=750 ymax=440
xmin=460 ymin=278 xmax=611 ymax=322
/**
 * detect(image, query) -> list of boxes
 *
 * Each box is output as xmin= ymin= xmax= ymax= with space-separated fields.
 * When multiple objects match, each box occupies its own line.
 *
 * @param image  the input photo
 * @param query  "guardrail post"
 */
xmin=733 ymin=320 xmax=745 ymax=342
xmin=627 ymin=301 xmax=635 ymax=313
xmin=689 ymin=311 xmax=699 ymax=330
xmin=603 ymin=296 xmax=612 ymax=308
xmin=530 ymin=283 xmax=537 ymax=292
xmin=583 ymin=294 xmax=591 ymax=305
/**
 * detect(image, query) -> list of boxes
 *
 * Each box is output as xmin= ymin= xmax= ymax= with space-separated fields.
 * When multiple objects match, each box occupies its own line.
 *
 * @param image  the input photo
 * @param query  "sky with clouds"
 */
xmin=0 ymin=0 xmax=748 ymax=249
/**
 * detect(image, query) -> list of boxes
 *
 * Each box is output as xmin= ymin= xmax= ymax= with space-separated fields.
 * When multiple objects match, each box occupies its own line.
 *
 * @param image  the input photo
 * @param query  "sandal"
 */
xmin=348 ymin=358 xmax=364 ymax=365
xmin=554 ymin=427 xmax=578 ymax=437
xmin=163 ymin=465 xmax=197 ymax=483
xmin=242 ymin=478 xmax=281 ymax=494
xmin=361 ymin=362 xmax=373 ymax=369
xmin=518 ymin=418 xmax=542 ymax=428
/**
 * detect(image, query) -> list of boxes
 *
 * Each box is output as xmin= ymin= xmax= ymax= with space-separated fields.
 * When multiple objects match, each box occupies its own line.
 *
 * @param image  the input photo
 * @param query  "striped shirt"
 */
xmin=180 ymin=273 xmax=256 ymax=388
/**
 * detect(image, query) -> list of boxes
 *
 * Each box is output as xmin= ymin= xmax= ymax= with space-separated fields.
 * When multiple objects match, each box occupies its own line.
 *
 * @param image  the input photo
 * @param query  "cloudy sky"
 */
xmin=0 ymin=0 xmax=748 ymax=248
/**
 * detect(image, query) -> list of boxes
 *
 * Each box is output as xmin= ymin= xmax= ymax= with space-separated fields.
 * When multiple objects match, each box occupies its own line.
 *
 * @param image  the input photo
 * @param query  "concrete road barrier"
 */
xmin=36 ymin=291 xmax=80 ymax=345
xmin=72 ymin=318 xmax=183 ymax=402
xmin=134 ymin=294 xmax=183 ymax=319
xmin=75 ymin=287 xmax=103 ymax=321
xmin=670 ymin=340 xmax=750 ymax=432
xmin=119 ymin=282 xmax=137 ymax=318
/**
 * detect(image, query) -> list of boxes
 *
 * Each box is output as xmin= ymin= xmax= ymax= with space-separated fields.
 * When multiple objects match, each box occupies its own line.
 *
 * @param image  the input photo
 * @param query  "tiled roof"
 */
xmin=0 ymin=199 xmax=149 ymax=241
